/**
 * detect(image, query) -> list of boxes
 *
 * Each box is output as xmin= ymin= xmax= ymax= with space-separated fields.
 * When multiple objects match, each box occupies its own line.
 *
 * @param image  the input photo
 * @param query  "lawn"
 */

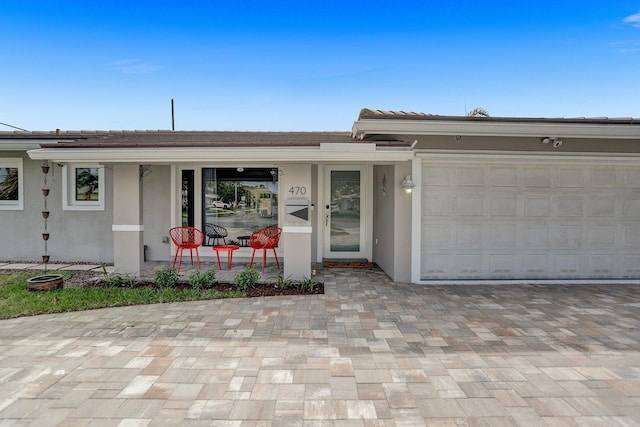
xmin=0 ymin=270 xmax=243 ymax=319
xmin=0 ymin=267 xmax=322 ymax=320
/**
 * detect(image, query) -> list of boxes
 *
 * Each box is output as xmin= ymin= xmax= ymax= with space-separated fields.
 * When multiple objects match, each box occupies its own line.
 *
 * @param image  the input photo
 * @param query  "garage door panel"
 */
xmin=558 ymin=168 xmax=586 ymax=187
xmin=523 ymin=168 xmax=552 ymax=188
xmin=491 ymin=168 xmax=518 ymax=187
xmin=421 ymin=162 xmax=640 ymax=280
xmin=554 ymin=254 xmax=581 ymax=276
xmin=557 ymin=197 xmax=584 ymax=217
xmin=591 ymin=169 xmax=617 ymax=188
xmin=588 ymin=226 xmax=617 ymax=246
xmin=456 ymin=224 xmax=483 ymax=248
xmin=490 ymin=224 xmax=517 ymax=247
xmin=623 ymin=170 xmax=640 ymax=188
xmin=491 ymin=196 xmax=518 ymax=216
xmin=523 ymin=254 xmax=549 ymax=276
xmin=590 ymin=196 xmax=617 ymax=217
xmin=623 ymin=199 xmax=640 ymax=217
xmin=524 ymin=196 xmax=552 ymax=217
xmin=523 ymin=225 xmax=550 ymax=247
xmin=555 ymin=225 xmax=583 ymax=248
xmin=456 ymin=166 xmax=485 ymax=186
xmin=588 ymin=255 xmax=615 ymax=276
xmin=489 ymin=254 xmax=518 ymax=276
xmin=622 ymin=255 xmax=640 ymax=275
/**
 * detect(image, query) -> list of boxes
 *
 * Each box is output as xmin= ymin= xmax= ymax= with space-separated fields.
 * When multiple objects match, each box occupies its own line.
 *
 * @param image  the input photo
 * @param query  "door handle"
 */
xmin=325 ymin=205 xmax=330 ymax=226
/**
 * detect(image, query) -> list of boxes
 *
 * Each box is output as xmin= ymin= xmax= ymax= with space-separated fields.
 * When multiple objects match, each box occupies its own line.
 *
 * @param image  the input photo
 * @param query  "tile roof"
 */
xmin=358 ymin=108 xmax=640 ymax=125
xmin=0 ymin=130 xmax=380 ymax=148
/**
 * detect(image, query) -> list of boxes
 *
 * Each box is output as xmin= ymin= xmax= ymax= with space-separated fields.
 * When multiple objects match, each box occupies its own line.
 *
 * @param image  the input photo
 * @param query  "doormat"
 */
xmin=323 ymin=261 xmax=378 ymax=269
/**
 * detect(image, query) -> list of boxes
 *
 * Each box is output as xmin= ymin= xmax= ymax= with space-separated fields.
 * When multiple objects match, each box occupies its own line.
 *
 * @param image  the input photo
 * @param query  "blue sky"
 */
xmin=1 ymin=1 xmax=639 ymax=131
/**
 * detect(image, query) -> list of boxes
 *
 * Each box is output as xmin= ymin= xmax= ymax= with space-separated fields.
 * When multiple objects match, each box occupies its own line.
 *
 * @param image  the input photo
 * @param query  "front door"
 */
xmin=323 ymin=165 xmax=366 ymax=259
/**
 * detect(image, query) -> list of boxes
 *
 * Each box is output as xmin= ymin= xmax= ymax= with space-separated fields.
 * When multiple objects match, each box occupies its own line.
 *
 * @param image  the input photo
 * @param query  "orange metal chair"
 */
xmin=169 ymin=226 xmax=205 ymax=272
xmin=249 ymin=226 xmax=282 ymax=272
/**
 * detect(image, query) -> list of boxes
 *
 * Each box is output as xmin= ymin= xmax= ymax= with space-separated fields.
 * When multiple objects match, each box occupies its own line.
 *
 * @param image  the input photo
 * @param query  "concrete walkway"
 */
xmin=0 ymin=267 xmax=639 ymax=426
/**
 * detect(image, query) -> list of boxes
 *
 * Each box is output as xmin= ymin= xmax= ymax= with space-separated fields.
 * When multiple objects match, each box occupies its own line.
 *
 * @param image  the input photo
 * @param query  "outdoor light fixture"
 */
xmin=401 ymin=175 xmax=416 ymax=194
xmin=542 ymin=137 xmax=563 ymax=148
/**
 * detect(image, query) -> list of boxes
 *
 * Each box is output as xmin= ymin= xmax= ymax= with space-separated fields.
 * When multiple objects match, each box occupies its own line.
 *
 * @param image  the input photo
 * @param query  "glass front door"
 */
xmin=324 ymin=166 xmax=366 ymax=259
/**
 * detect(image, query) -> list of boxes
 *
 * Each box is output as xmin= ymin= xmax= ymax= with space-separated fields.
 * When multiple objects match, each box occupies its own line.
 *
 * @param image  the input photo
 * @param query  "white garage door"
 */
xmin=421 ymin=161 xmax=640 ymax=280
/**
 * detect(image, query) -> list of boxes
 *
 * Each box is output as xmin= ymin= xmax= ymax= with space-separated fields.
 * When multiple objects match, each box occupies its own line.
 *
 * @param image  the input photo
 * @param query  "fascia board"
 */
xmin=27 ymin=147 xmax=414 ymax=163
xmin=353 ymin=119 xmax=640 ymax=139
xmin=416 ymin=150 xmax=640 ymax=165
xmin=0 ymin=141 xmax=57 ymax=150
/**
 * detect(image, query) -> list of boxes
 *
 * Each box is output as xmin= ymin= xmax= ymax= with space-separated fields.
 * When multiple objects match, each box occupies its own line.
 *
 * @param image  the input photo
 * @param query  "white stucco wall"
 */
xmin=0 ymin=152 xmax=113 ymax=263
xmin=142 ymin=165 xmax=172 ymax=261
xmin=372 ymin=162 xmax=413 ymax=283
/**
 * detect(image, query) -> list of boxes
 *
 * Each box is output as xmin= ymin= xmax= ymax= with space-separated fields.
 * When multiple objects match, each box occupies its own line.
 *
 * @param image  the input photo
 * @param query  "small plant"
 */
xmin=233 ymin=267 xmax=260 ymax=291
xmin=99 ymin=263 xmax=138 ymax=288
xmin=154 ymin=265 xmax=179 ymax=289
xmin=298 ymin=277 xmax=320 ymax=293
xmin=189 ymin=268 xmax=217 ymax=290
xmin=271 ymin=274 xmax=295 ymax=290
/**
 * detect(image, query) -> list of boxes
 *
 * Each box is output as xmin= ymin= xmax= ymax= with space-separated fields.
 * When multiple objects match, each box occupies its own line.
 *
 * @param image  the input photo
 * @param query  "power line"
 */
xmin=0 ymin=121 xmax=29 ymax=132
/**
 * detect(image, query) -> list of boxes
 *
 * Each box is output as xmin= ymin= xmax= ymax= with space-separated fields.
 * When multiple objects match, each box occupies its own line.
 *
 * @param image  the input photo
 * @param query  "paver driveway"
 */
xmin=1 ymin=267 xmax=639 ymax=426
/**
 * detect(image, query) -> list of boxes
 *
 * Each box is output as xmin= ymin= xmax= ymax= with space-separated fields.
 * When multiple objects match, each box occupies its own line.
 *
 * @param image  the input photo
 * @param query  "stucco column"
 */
xmin=112 ymin=164 xmax=144 ymax=275
xmin=282 ymin=164 xmax=312 ymax=280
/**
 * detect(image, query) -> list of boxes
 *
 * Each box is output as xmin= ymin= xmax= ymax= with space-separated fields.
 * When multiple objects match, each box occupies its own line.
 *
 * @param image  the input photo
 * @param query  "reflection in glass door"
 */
xmin=324 ymin=166 xmax=366 ymax=259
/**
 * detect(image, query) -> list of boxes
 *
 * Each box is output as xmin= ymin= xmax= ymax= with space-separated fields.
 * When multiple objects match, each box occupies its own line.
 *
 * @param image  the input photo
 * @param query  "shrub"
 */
xmin=272 ymin=274 xmax=295 ymax=290
xmin=154 ymin=265 xmax=179 ymax=289
xmin=189 ymin=268 xmax=217 ymax=290
xmin=298 ymin=277 xmax=320 ymax=292
xmin=233 ymin=267 xmax=259 ymax=291
xmin=99 ymin=264 xmax=137 ymax=288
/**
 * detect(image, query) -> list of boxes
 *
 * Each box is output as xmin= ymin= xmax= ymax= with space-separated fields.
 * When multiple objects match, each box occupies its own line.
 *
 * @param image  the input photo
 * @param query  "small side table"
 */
xmin=212 ymin=244 xmax=240 ymax=270
xmin=237 ymin=236 xmax=250 ymax=247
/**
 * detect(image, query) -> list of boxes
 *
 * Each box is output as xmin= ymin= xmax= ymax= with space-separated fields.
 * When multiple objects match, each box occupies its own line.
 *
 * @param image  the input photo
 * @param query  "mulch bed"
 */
xmin=73 ymin=277 xmax=323 ymax=297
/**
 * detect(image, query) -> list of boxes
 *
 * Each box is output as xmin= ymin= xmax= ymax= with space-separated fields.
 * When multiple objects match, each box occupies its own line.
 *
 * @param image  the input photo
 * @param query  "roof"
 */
xmin=0 ymin=130 xmax=350 ymax=147
xmin=358 ymin=108 xmax=640 ymax=125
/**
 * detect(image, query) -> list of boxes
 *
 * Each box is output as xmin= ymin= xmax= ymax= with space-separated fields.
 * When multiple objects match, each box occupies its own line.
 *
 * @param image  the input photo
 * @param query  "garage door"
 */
xmin=421 ymin=161 xmax=640 ymax=280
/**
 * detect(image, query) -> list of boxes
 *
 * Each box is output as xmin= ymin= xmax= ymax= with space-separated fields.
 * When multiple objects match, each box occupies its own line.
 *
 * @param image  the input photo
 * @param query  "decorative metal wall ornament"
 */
xmin=27 ymin=160 xmax=63 ymax=291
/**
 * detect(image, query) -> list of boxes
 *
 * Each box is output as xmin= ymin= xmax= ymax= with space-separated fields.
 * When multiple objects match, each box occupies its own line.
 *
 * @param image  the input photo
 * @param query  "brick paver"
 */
xmin=0 ymin=267 xmax=639 ymax=425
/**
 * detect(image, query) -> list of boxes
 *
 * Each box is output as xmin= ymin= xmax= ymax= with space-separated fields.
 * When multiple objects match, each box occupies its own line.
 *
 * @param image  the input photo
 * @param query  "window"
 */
xmin=62 ymin=163 xmax=105 ymax=210
xmin=202 ymin=167 xmax=278 ymax=246
xmin=182 ymin=170 xmax=194 ymax=227
xmin=0 ymin=158 xmax=23 ymax=210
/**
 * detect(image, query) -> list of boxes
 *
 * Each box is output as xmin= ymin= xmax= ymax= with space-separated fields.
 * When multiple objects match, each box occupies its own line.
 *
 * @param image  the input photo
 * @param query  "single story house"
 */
xmin=1 ymin=108 xmax=639 ymax=284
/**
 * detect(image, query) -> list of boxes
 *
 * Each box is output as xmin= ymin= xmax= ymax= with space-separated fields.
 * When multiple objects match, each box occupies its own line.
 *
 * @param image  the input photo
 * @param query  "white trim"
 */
xmin=27 ymin=147 xmax=414 ymax=163
xmin=410 ymin=157 xmax=422 ymax=284
xmin=62 ymin=163 xmax=105 ymax=211
xmin=112 ymin=224 xmax=144 ymax=232
xmin=283 ymin=226 xmax=312 ymax=233
xmin=353 ymin=118 xmax=640 ymax=139
xmin=0 ymin=141 xmax=48 ymax=150
xmin=0 ymin=158 xmax=23 ymax=210
xmin=417 ymin=151 xmax=640 ymax=164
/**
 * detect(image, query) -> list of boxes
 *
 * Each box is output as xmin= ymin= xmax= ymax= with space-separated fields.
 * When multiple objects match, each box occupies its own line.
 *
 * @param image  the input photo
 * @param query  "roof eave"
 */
xmin=27 ymin=145 xmax=414 ymax=163
xmin=352 ymin=119 xmax=640 ymax=140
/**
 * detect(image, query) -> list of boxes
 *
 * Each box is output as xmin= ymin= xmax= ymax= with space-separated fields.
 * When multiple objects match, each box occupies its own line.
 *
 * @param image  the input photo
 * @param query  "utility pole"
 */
xmin=171 ymin=99 xmax=175 ymax=131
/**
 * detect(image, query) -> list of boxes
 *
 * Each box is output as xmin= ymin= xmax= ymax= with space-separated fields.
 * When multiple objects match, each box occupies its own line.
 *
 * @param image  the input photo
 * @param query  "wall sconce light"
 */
xmin=542 ymin=137 xmax=563 ymax=148
xmin=401 ymin=175 xmax=416 ymax=194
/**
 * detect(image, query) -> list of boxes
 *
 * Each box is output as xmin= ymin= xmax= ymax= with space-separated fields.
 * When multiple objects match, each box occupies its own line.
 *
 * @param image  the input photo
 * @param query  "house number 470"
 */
xmin=288 ymin=186 xmax=307 ymax=195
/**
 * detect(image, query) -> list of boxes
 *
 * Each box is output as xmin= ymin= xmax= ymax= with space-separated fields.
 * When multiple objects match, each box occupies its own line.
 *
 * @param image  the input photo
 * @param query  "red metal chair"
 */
xmin=249 ymin=226 xmax=282 ymax=272
xmin=169 ymin=226 xmax=205 ymax=272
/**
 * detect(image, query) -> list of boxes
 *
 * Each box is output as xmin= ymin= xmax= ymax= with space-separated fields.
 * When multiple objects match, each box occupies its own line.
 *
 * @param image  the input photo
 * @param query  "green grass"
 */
xmin=0 ymin=270 xmax=244 ymax=319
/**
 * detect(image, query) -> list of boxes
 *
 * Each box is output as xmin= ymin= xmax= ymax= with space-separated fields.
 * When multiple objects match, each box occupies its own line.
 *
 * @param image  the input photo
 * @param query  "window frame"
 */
xmin=0 ymin=158 xmax=24 ymax=210
xmin=62 ymin=163 xmax=105 ymax=211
